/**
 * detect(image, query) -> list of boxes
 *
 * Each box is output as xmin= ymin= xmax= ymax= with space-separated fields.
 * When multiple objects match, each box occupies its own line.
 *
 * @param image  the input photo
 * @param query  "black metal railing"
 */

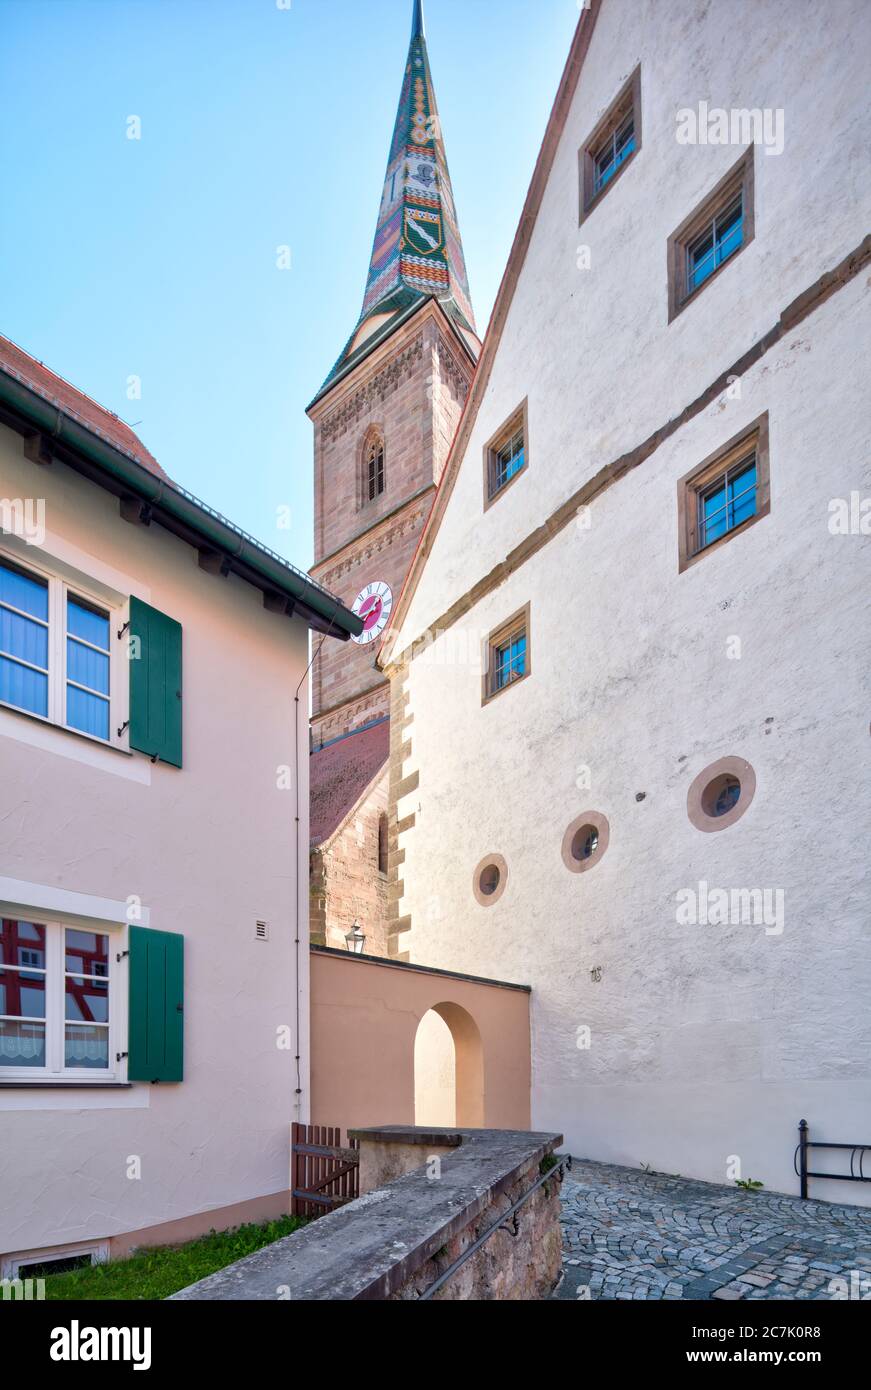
xmin=418 ymin=1152 xmax=570 ymax=1301
xmin=795 ymin=1118 xmax=871 ymax=1199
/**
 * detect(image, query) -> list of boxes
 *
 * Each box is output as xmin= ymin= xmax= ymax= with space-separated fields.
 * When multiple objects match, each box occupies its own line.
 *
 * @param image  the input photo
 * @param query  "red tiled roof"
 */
xmin=0 ymin=333 xmax=169 ymax=481
xmin=310 ymin=721 xmax=390 ymax=847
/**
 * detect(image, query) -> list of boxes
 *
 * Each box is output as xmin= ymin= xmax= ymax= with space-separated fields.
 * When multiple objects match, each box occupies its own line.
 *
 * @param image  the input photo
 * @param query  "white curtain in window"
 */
xmin=0 ymin=1030 xmax=44 ymax=1060
xmin=65 ymin=1032 xmax=108 ymax=1063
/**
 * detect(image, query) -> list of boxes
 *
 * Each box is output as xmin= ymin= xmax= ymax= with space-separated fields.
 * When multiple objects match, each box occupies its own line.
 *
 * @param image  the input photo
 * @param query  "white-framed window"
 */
xmin=0 ymin=549 xmax=127 ymax=747
xmin=1 ymin=1242 xmax=109 ymax=1281
xmin=0 ymin=917 xmax=121 ymax=1081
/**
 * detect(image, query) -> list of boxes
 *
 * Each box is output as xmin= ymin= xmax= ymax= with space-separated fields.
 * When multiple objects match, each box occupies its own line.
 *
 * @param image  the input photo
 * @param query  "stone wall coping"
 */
xmin=310 ymin=943 xmax=532 ymax=993
xmin=170 ymin=1127 xmax=562 ymax=1302
xmin=349 ymin=1124 xmax=464 ymax=1148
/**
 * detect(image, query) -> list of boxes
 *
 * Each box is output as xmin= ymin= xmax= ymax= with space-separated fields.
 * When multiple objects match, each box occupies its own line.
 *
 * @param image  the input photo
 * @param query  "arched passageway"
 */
xmin=414 ymin=1001 xmax=484 ymax=1128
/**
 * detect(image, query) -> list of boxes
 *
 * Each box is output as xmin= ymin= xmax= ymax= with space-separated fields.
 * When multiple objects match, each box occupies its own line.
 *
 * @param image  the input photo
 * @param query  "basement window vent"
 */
xmin=2 ymin=1242 xmax=109 ymax=1281
xmin=255 ymin=921 xmax=269 ymax=942
xmin=18 ymin=1253 xmax=93 ymax=1279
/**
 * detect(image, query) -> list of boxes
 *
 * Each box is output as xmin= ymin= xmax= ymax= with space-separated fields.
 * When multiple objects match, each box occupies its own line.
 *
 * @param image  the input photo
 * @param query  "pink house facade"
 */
xmin=0 ymin=335 xmax=361 ymax=1274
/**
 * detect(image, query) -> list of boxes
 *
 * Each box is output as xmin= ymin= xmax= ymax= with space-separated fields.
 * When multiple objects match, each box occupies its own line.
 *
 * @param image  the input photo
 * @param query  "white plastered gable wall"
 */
xmin=387 ymin=0 xmax=871 ymax=1200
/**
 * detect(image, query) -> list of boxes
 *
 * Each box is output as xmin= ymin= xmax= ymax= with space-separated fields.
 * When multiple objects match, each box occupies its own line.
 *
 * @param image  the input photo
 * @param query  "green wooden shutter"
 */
xmin=128 ymin=596 xmax=183 ymax=767
xmin=128 ymin=926 xmax=184 ymax=1083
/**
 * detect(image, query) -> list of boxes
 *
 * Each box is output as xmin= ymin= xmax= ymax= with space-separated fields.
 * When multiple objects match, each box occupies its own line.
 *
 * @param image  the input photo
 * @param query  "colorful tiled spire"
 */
xmin=317 ymin=0 xmax=475 ymax=395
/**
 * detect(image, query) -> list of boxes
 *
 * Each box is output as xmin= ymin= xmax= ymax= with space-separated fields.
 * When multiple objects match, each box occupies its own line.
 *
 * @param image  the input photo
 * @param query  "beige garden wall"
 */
xmin=309 ymin=947 xmax=530 ymax=1132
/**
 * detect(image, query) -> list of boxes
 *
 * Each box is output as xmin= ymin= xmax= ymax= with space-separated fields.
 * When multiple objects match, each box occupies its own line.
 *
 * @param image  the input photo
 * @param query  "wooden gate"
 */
xmin=291 ymin=1122 xmax=360 ymax=1218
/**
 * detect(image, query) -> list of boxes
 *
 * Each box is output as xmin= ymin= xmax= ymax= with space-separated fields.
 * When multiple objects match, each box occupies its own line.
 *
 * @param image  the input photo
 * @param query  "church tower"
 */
xmin=308 ymin=0 xmax=478 ymax=956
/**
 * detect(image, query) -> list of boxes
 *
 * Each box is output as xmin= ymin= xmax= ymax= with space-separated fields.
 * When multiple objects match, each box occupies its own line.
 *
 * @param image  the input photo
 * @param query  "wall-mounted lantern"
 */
xmin=345 ymin=920 xmax=366 ymax=955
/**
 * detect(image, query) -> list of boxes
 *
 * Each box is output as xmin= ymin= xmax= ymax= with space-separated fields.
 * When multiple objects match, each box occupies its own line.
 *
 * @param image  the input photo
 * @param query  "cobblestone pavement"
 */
xmin=556 ymin=1160 xmax=871 ymax=1300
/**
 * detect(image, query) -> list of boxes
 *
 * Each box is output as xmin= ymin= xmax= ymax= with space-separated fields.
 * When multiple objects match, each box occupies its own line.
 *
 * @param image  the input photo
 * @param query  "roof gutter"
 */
xmin=0 ymin=369 xmax=363 ymax=640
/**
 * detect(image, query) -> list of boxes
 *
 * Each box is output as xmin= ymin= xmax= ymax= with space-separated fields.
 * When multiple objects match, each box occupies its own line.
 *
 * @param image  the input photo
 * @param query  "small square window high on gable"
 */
xmin=668 ymin=150 xmax=755 ymax=321
xmin=484 ymin=400 xmax=528 ymax=509
xmin=579 ymin=67 xmax=642 ymax=222
xmin=482 ymin=604 xmax=531 ymax=705
xmin=677 ymin=414 xmax=770 ymax=572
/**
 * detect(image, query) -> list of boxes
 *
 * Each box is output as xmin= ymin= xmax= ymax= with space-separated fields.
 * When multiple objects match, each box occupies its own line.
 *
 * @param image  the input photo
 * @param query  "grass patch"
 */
xmin=41 ymin=1215 xmax=305 ymax=1301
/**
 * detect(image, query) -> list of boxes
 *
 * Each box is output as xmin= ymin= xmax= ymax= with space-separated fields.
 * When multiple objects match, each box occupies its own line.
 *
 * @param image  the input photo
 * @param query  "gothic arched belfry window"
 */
xmin=365 ymin=435 xmax=385 ymax=503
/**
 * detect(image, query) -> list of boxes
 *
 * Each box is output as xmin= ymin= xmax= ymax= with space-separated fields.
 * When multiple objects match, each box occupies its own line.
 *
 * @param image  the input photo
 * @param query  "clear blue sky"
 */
xmin=0 ymin=0 xmax=578 ymax=572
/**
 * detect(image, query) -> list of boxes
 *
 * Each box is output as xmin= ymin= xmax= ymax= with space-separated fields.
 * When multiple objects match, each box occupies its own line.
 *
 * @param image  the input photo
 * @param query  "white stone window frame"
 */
xmin=0 ymin=917 xmax=123 ymax=1085
xmin=0 ymin=541 xmax=129 ymax=752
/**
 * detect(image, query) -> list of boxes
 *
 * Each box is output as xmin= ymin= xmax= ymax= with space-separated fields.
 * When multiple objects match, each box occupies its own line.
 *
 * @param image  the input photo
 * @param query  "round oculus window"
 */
xmin=480 ymin=864 xmax=500 ymax=895
xmin=704 ymin=774 xmax=741 ymax=818
xmin=571 ymin=827 xmax=599 ymax=861
xmin=473 ymin=854 xmax=508 ymax=906
xmin=687 ymin=757 xmax=756 ymax=832
xmin=562 ymin=812 xmax=610 ymax=875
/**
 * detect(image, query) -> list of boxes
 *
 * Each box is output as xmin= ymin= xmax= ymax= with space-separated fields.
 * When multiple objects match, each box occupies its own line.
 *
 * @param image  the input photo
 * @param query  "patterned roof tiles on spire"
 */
xmin=314 ymin=0 xmax=476 ymax=400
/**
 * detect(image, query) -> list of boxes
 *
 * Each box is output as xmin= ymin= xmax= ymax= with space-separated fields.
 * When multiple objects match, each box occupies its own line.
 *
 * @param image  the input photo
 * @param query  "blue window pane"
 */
xmin=0 ymin=606 xmax=48 ymax=669
xmin=688 ymin=197 xmax=743 ymax=294
xmin=67 ymin=598 xmax=109 ymax=650
xmin=0 ymin=563 xmax=47 ymax=621
xmin=0 ymin=1019 xmax=45 ymax=1067
xmin=0 ymin=654 xmax=48 ymax=716
xmin=594 ymin=114 xmax=634 ymax=194
xmin=67 ymin=637 xmax=109 ymax=694
xmin=718 ymin=216 xmax=743 ymax=262
xmin=494 ymin=430 xmax=525 ymax=492
xmin=699 ymin=455 xmax=758 ymax=550
xmin=689 ymin=236 xmax=716 ymax=289
xmin=702 ymin=484 xmax=728 ymax=544
xmin=67 ymin=685 xmax=109 ymax=740
xmin=717 ymin=199 xmax=743 ymax=237
xmin=730 ymin=463 xmax=757 ymax=528
xmin=714 ymin=780 xmax=741 ymax=816
xmin=502 ymin=448 xmax=524 ymax=484
xmin=65 ymin=1023 xmax=108 ymax=1069
xmin=495 ymin=633 xmax=526 ymax=688
xmin=596 ymin=154 xmax=616 ymax=190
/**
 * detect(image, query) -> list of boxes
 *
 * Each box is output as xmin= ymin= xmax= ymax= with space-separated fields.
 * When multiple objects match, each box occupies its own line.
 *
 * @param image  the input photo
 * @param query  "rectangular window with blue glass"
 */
xmin=580 ymin=67 xmax=641 ymax=221
xmin=668 ymin=150 xmax=755 ymax=321
xmin=0 ymin=561 xmax=49 ymax=720
xmin=0 ymin=554 xmax=118 ymax=743
xmin=66 ymin=595 xmax=111 ymax=740
xmin=678 ymin=414 xmax=770 ymax=572
xmin=483 ymin=604 xmax=531 ymax=704
xmin=485 ymin=401 xmax=528 ymax=507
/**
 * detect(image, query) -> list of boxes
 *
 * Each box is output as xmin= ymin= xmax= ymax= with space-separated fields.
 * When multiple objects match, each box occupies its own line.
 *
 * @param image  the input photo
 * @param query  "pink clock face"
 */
xmin=351 ymin=581 xmax=393 ymax=646
xmin=358 ymin=595 xmax=383 ymax=630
